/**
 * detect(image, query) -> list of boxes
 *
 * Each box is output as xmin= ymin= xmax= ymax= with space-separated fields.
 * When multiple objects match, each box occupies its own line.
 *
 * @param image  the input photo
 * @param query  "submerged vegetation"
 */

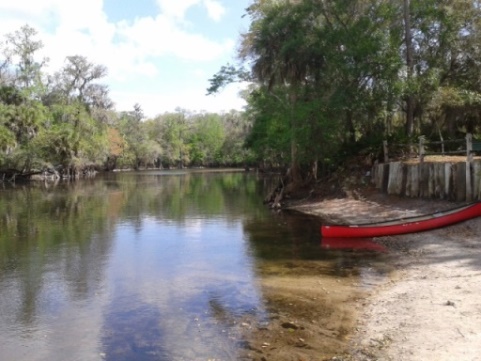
xmin=2 ymin=0 xmax=481 ymax=189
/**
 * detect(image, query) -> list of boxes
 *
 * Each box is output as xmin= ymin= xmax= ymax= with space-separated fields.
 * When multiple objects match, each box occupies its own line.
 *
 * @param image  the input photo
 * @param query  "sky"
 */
xmin=0 ymin=0 xmax=252 ymax=117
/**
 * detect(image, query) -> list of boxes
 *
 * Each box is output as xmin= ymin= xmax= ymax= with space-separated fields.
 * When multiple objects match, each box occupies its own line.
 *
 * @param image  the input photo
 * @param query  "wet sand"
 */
xmin=287 ymin=191 xmax=481 ymax=360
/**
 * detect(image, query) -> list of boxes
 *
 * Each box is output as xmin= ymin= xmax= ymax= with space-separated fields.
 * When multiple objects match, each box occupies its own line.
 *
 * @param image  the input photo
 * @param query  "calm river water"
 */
xmin=0 ymin=170 xmax=386 ymax=361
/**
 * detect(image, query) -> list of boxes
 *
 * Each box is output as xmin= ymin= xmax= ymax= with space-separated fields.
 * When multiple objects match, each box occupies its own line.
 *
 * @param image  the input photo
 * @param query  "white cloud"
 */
xmin=0 ymin=0 xmax=244 ymax=115
xmin=116 ymin=14 xmax=234 ymax=62
xmin=0 ymin=0 xmax=233 ymax=81
xmin=0 ymin=0 xmax=60 ymax=18
xmin=112 ymin=82 xmax=247 ymax=118
xmin=156 ymin=0 xmax=199 ymax=20
xmin=156 ymin=0 xmax=226 ymax=22
xmin=203 ymin=0 xmax=226 ymax=22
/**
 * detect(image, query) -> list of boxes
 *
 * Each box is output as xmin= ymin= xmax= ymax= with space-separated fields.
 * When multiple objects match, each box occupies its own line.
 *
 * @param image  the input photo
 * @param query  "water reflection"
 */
xmin=0 ymin=170 xmax=387 ymax=361
xmin=101 ymin=217 xmax=264 ymax=360
xmin=0 ymin=171 xmax=270 ymax=360
xmin=321 ymin=237 xmax=388 ymax=253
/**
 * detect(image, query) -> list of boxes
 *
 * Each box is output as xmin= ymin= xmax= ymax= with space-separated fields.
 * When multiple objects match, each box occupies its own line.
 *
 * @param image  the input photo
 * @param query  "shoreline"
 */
xmin=350 ymin=222 xmax=481 ymax=361
xmin=290 ymin=190 xmax=481 ymax=360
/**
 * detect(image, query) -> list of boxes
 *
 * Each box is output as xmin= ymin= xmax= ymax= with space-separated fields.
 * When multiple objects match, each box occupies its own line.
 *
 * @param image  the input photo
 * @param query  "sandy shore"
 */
xmin=292 ymin=191 xmax=481 ymax=360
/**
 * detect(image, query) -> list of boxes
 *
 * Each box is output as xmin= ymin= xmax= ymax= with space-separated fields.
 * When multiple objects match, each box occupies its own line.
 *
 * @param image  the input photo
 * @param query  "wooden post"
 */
xmin=439 ymin=129 xmax=445 ymax=154
xmin=466 ymin=133 xmax=473 ymax=201
xmin=466 ymin=133 xmax=473 ymax=162
xmin=383 ymin=140 xmax=389 ymax=163
xmin=419 ymin=136 xmax=425 ymax=163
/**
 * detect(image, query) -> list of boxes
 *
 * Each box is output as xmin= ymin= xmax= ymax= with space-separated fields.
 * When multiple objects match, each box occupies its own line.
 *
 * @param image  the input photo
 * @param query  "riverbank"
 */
xmin=289 ymin=188 xmax=481 ymax=360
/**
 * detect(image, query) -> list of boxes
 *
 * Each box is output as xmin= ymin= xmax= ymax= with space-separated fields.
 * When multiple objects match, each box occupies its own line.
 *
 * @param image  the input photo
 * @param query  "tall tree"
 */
xmin=211 ymin=0 xmax=402 ymax=182
xmin=117 ymin=104 xmax=162 ymax=169
xmin=155 ymin=109 xmax=191 ymax=168
xmin=5 ymin=24 xmax=48 ymax=94
xmin=189 ymin=113 xmax=225 ymax=166
xmin=239 ymin=0 xmax=324 ymax=184
xmin=404 ymin=0 xmax=481 ymax=137
xmin=403 ymin=0 xmax=415 ymax=136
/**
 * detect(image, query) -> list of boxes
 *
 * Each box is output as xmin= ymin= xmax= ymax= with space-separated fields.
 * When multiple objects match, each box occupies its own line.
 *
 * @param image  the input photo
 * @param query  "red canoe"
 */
xmin=321 ymin=202 xmax=481 ymax=238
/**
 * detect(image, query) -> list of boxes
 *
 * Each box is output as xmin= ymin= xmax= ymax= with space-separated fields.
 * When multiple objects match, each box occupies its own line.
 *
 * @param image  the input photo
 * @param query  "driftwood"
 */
xmin=264 ymin=186 xmax=284 ymax=208
xmin=264 ymin=171 xmax=289 ymax=209
xmin=0 ymin=166 xmax=97 ymax=182
xmin=0 ymin=169 xmax=24 ymax=182
xmin=0 ymin=169 xmax=47 ymax=182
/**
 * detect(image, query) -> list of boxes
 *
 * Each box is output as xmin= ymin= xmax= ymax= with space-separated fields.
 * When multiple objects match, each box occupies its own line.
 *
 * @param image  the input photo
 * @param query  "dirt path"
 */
xmin=291 ymin=192 xmax=481 ymax=360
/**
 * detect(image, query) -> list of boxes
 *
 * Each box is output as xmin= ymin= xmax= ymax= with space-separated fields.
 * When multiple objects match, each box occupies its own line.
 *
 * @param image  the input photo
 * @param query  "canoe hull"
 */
xmin=321 ymin=202 xmax=481 ymax=238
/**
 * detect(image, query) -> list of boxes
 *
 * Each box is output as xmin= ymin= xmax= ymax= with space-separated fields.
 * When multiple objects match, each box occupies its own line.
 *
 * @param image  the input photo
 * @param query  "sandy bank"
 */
xmin=291 ymin=191 xmax=481 ymax=360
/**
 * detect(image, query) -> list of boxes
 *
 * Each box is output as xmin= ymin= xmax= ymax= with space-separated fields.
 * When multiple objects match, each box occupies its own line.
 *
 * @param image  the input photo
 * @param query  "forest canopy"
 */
xmin=209 ymin=0 xmax=481 ymax=185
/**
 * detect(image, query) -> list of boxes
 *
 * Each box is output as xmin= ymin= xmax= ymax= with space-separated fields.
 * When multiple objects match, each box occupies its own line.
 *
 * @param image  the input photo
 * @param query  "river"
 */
xmin=0 ymin=170 xmax=387 ymax=361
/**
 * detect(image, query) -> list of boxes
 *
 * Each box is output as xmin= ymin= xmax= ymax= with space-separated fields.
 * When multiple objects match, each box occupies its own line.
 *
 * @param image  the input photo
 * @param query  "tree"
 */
xmin=5 ymin=24 xmax=48 ymax=95
xmin=104 ymin=127 xmax=126 ymax=170
xmin=0 ymin=84 xmax=47 ymax=171
xmin=238 ymin=0 xmax=326 ymax=184
xmin=155 ymin=109 xmax=191 ymax=168
xmin=403 ymin=0 xmax=415 ymax=136
xmin=211 ymin=0 xmax=403 ymax=183
xmin=218 ymin=110 xmax=253 ymax=166
xmin=36 ymin=55 xmax=114 ymax=174
xmin=0 ymin=39 xmax=13 ymax=85
xmin=189 ymin=113 xmax=225 ymax=166
xmin=117 ymin=104 xmax=162 ymax=169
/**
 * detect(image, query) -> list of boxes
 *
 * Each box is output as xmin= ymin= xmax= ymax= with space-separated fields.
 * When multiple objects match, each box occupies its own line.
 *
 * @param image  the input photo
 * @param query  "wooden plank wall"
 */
xmin=372 ymin=160 xmax=481 ymax=201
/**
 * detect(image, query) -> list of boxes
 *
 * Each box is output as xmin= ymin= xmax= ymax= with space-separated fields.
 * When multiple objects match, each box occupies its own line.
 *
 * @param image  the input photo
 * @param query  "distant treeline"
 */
xmin=0 ymin=25 xmax=254 ymax=180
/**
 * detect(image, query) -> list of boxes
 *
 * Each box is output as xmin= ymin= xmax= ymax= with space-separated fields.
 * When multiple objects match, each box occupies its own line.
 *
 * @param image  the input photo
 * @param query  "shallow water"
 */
xmin=0 ymin=170 xmax=387 ymax=360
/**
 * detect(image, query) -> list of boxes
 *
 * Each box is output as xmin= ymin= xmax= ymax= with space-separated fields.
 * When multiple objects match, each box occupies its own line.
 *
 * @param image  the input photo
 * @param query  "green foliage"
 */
xmin=206 ymin=0 xmax=481 ymax=180
xmin=189 ymin=114 xmax=225 ymax=166
xmin=134 ymin=109 xmax=253 ymax=169
xmin=217 ymin=110 xmax=253 ymax=166
xmin=157 ymin=111 xmax=189 ymax=167
xmin=206 ymin=65 xmax=250 ymax=95
xmin=0 ymin=90 xmax=48 ymax=170
xmin=244 ymin=87 xmax=291 ymax=164
xmin=0 ymin=25 xmax=114 ymax=174
xmin=6 ymin=0 xmax=481 ymax=181
xmin=4 ymin=24 xmax=48 ymax=98
xmin=0 ymin=123 xmax=15 ymax=151
xmin=232 ymin=0 xmax=405 ymax=175
xmin=0 ymin=24 xmax=252 ymax=174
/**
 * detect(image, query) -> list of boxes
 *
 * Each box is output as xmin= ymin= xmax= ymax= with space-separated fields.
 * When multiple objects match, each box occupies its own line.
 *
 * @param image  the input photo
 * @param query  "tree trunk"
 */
xmin=404 ymin=0 xmax=414 ymax=137
xmin=289 ymin=92 xmax=302 ymax=185
xmin=290 ymin=139 xmax=302 ymax=184
xmin=346 ymin=110 xmax=356 ymax=143
xmin=311 ymin=160 xmax=318 ymax=181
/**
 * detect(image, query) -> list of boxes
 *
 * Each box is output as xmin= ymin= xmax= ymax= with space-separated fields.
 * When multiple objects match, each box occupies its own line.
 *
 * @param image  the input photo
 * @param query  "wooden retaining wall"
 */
xmin=372 ymin=160 xmax=481 ymax=202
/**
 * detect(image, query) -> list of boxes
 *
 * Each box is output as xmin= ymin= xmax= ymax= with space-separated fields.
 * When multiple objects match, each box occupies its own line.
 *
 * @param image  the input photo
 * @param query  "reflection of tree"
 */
xmin=243 ymin=210 xmax=384 ymax=277
xmin=0 ymin=170 xmax=278 ymax=359
xmin=209 ymin=297 xmax=231 ymax=324
xmin=0 ymin=171 xmax=271 ymax=327
xmin=0 ymin=182 xmax=115 ymax=324
xmin=243 ymin=210 xmax=322 ymax=260
xmin=110 ymin=171 xmax=266 ymax=224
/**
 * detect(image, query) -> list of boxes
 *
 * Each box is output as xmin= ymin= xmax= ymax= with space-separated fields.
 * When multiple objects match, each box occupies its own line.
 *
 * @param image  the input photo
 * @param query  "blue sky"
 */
xmin=0 ymin=0 xmax=252 ymax=117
